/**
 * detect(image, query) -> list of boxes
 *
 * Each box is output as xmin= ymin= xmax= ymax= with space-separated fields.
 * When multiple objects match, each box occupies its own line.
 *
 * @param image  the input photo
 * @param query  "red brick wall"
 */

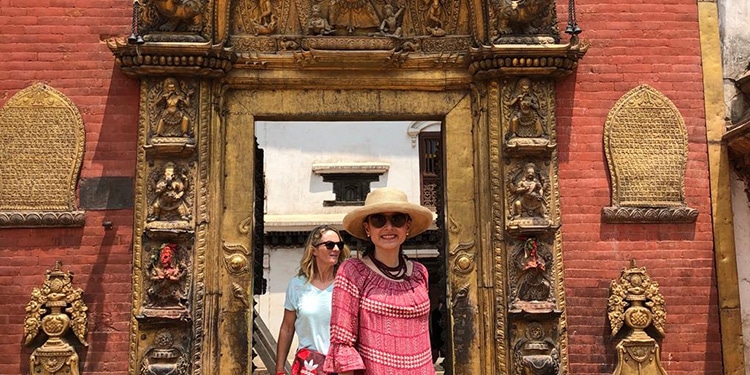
xmin=0 ymin=1 xmax=138 ymax=374
xmin=557 ymin=0 xmax=721 ymax=373
xmin=0 ymin=0 xmax=721 ymax=374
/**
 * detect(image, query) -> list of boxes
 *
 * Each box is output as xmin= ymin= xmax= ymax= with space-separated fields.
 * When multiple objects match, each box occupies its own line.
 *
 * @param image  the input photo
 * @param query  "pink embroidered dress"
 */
xmin=323 ymin=258 xmax=435 ymax=375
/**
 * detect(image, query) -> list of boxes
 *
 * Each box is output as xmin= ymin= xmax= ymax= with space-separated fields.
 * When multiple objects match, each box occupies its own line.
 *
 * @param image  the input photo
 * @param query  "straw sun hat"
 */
xmin=343 ymin=187 xmax=434 ymax=240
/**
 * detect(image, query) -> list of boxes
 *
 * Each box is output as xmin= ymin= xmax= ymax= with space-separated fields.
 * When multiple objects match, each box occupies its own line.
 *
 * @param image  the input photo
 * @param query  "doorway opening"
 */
xmin=250 ymin=120 xmax=448 ymax=374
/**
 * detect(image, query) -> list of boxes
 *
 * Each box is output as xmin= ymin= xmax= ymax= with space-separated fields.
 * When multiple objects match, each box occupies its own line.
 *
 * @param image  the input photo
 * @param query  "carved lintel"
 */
xmin=137 ymin=307 xmax=192 ymax=325
xmin=468 ymin=42 xmax=588 ymax=79
xmin=106 ymin=39 xmax=235 ymax=78
xmin=601 ymin=206 xmax=698 ymax=224
xmin=504 ymin=139 xmax=555 ymax=156
xmin=144 ymin=137 xmax=196 ymax=156
xmin=0 ymin=211 xmax=85 ymax=228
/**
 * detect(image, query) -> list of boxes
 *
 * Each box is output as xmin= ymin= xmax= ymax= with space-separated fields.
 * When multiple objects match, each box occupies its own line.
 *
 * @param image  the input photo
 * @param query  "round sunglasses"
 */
xmin=367 ymin=213 xmax=409 ymax=228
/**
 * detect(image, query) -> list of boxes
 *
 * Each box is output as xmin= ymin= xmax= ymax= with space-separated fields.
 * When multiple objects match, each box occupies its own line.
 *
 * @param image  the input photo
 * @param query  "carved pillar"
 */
xmin=468 ymin=28 xmax=587 ymax=375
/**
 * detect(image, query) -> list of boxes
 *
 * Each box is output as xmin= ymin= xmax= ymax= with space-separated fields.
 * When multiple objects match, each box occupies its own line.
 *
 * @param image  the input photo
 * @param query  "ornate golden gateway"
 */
xmin=108 ymin=0 xmax=587 ymax=372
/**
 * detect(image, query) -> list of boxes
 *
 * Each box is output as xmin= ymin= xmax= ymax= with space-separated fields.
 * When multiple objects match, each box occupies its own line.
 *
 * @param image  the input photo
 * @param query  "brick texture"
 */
xmin=0 ymin=0 xmax=721 ymax=374
xmin=557 ymin=0 xmax=721 ymax=373
xmin=0 ymin=0 xmax=138 ymax=374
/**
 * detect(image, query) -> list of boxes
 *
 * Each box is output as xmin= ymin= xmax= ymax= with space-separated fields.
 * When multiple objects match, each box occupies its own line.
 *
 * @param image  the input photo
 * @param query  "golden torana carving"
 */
xmin=608 ymin=260 xmax=667 ymax=375
xmin=602 ymin=84 xmax=698 ymax=223
xmin=0 ymin=83 xmax=85 ymax=228
xmin=24 ymin=261 xmax=89 ymax=375
xmin=106 ymin=0 xmax=589 ymax=371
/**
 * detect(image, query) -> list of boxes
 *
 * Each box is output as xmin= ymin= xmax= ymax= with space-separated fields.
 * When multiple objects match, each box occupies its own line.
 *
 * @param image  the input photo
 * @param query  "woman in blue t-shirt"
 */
xmin=275 ymin=225 xmax=350 ymax=375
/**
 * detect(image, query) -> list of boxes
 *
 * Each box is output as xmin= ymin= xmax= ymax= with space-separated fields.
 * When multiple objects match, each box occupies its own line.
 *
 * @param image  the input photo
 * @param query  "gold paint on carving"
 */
xmin=112 ymin=0 xmax=590 ymax=372
xmin=603 ymin=84 xmax=698 ymax=223
xmin=24 ymin=261 xmax=88 ymax=375
xmin=608 ymin=260 xmax=667 ymax=375
xmin=0 ymin=83 xmax=85 ymax=227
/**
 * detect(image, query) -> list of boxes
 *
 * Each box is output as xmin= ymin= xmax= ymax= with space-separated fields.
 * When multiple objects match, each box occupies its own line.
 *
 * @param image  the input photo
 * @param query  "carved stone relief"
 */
xmin=602 ymin=84 xmax=698 ymax=223
xmin=140 ymin=241 xmax=193 ymax=321
xmin=489 ymin=0 xmax=558 ymax=44
xmin=229 ymin=0 xmax=466 ymax=38
xmin=507 ymin=161 xmax=553 ymax=232
xmin=138 ymin=0 xmax=208 ymax=41
xmin=24 ymin=262 xmax=89 ymax=375
xmin=0 ymin=83 xmax=85 ymax=227
xmin=139 ymin=329 xmax=191 ymax=375
xmin=145 ymin=161 xmax=194 ymax=231
xmin=511 ymin=321 xmax=560 ymax=375
xmin=502 ymin=77 xmax=555 ymax=156
xmin=608 ymin=260 xmax=667 ymax=375
xmin=145 ymin=77 xmax=197 ymax=156
xmin=508 ymin=236 xmax=556 ymax=314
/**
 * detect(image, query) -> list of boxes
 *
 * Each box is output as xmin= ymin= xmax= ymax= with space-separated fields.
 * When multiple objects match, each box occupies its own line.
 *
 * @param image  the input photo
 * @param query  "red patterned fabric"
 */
xmin=291 ymin=348 xmax=327 ymax=375
xmin=323 ymin=258 xmax=435 ymax=375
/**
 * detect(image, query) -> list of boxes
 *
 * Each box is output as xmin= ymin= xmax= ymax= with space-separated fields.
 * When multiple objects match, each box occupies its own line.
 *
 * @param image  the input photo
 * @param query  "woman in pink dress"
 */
xmin=324 ymin=188 xmax=436 ymax=375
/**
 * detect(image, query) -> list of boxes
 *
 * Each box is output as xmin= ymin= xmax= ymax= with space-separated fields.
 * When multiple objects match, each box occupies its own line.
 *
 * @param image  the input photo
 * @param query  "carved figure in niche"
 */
xmin=422 ymin=0 xmax=446 ymax=36
xmin=252 ymin=0 xmax=277 ymax=34
xmin=378 ymin=4 xmax=403 ymax=37
xmin=511 ymin=163 xmax=547 ymax=220
xmin=608 ymin=260 xmax=667 ymax=375
xmin=329 ymin=0 xmax=380 ymax=33
xmin=149 ymin=162 xmax=191 ymax=222
xmin=140 ymin=329 xmax=189 ymax=375
xmin=496 ymin=0 xmax=551 ymax=36
xmin=508 ymin=78 xmax=544 ymax=139
xmin=308 ymin=5 xmax=335 ymax=35
xmin=146 ymin=0 xmax=205 ymax=32
xmin=146 ymin=243 xmax=188 ymax=308
xmin=512 ymin=322 xmax=559 ymax=375
xmin=155 ymin=77 xmax=193 ymax=138
xmin=24 ymin=262 xmax=89 ymax=375
xmin=511 ymin=237 xmax=555 ymax=312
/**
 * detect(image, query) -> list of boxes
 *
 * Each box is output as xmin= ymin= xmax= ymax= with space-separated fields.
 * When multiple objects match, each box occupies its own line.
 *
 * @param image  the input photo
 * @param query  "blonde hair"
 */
xmin=298 ymin=225 xmax=351 ymax=281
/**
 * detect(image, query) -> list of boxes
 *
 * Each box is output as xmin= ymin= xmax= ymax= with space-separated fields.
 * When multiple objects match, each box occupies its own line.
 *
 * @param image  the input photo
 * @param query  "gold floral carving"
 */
xmin=602 ymin=84 xmax=698 ymax=223
xmin=24 ymin=261 xmax=89 ymax=375
xmin=608 ymin=260 xmax=667 ymax=375
xmin=0 ymin=83 xmax=85 ymax=228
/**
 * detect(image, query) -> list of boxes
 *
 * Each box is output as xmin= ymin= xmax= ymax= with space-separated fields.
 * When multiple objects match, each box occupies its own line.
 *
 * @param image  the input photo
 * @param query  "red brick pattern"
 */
xmin=0 ymin=0 xmax=721 ymax=373
xmin=556 ymin=0 xmax=720 ymax=373
xmin=0 ymin=1 xmax=138 ymax=374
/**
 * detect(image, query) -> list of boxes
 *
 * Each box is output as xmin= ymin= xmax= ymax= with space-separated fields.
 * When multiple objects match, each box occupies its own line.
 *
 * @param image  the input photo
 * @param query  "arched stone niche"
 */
xmin=0 ymin=83 xmax=85 ymax=227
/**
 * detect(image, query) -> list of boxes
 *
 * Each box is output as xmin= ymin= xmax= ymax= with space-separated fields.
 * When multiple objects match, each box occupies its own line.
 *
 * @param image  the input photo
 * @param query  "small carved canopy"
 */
xmin=602 ymin=84 xmax=698 ymax=223
xmin=0 ymin=83 xmax=85 ymax=227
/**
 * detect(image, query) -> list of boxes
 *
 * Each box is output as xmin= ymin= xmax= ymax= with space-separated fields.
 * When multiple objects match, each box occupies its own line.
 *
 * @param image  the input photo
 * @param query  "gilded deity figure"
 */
xmin=508 ymin=78 xmax=544 ymax=139
xmin=378 ymin=4 xmax=403 ymax=36
xmin=155 ymin=78 xmax=192 ymax=138
xmin=329 ymin=0 xmax=380 ymax=33
xmin=146 ymin=243 xmax=188 ymax=308
xmin=149 ymin=162 xmax=190 ymax=222
xmin=422 ymin=0 xmax=446 ymax=36
xmin=511 ymin=163 xmax=547 ymax=220
xmin=308 ymin=5 xmax=335 ymax=35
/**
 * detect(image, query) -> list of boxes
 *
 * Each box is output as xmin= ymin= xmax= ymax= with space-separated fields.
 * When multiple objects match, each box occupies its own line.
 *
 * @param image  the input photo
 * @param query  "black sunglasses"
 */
xmin=367 ymin=213 xmax=409 ymax=229
xmin=314 ymin=241 xmax=345 ymax=250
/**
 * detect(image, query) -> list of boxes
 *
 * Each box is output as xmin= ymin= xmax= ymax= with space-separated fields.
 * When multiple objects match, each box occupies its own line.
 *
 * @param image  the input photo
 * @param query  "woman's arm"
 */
xmin=274 ymin=308 xmax=297 ymax=374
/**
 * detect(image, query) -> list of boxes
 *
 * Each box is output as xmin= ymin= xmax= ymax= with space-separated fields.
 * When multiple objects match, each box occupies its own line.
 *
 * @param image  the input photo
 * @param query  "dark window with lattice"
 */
xmin=419 ymin=132 xmax=440 ymax=208
xmin=322 ymin=173 xmax=381 ymax=206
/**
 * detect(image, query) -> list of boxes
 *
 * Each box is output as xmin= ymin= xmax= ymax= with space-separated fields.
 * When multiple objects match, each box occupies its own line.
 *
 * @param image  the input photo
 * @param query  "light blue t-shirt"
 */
xmin=283 ymin=275 xmax=333 ymax=354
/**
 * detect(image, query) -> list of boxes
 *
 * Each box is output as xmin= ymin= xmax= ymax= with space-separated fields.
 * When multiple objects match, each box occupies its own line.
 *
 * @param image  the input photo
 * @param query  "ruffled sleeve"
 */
xmin=323 ymin=259 xmax=366 ymax=373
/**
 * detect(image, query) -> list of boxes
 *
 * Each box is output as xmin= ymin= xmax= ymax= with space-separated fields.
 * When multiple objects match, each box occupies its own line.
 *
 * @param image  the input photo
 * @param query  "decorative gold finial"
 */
xmin=24 ymin=261 xmax=88 ymax=375
xmin=607 ymin=260 xmax=667 ymax=375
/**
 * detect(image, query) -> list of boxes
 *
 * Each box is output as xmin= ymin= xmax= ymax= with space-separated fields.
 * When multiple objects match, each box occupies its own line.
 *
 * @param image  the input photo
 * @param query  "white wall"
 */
xmin=255 ymin=121 xmax=426 ymax=220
